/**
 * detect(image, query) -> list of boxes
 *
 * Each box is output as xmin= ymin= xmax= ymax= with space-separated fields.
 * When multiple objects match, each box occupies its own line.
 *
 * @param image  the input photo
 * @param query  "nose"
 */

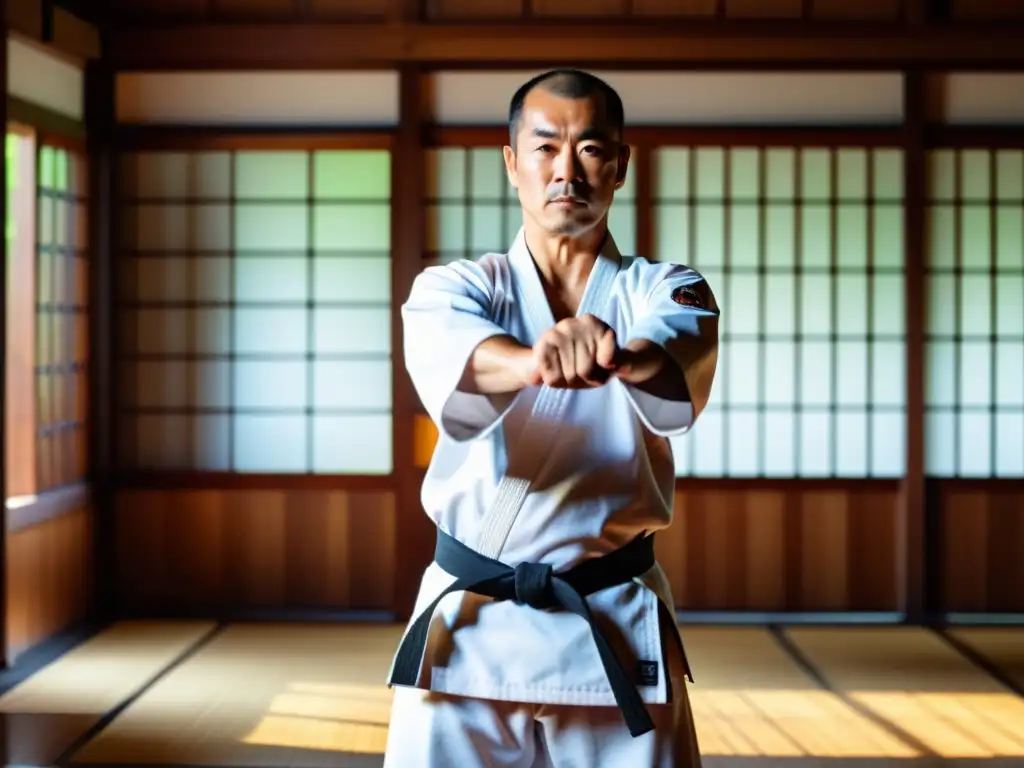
xmin=552 ymin=144 xmax=584 ymax=184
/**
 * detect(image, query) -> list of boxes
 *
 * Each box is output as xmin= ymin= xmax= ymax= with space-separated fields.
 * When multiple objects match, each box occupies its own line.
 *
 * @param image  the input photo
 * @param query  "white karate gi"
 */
xmin=385 ymin=228 xmax=718 ymax=767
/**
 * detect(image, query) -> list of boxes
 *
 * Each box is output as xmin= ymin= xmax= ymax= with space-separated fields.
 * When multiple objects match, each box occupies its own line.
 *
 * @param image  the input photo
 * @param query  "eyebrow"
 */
xmin=530 ymin=127 xmax=611 ymax=142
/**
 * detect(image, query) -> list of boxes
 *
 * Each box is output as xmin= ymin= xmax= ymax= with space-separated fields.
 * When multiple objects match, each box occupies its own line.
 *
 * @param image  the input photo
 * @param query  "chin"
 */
xmin=546 ymin=215 xmax=598 ymax=238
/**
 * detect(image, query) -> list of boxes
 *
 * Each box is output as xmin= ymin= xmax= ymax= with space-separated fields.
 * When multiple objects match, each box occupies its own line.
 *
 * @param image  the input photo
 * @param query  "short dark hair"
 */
xmin=507 ymin=68 xmax=625 ymax=149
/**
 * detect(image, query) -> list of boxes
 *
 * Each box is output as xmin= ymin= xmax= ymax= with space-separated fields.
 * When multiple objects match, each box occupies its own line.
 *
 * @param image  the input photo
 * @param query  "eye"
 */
xmin=537 ymin=144 xmax=554 ymax=153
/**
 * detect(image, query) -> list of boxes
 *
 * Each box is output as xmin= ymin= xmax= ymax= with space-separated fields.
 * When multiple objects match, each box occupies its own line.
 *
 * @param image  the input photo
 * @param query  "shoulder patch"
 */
xmin=670 ymin=284 xmax=704 ymax=309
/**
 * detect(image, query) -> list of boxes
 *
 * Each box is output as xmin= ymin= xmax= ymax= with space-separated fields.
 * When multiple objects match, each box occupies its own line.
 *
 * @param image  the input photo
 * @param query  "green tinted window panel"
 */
xmin=313 ymin=256 xmax=391 ymax=302
xmin=314 ymin=150 xmax=391 ymax=200
xmin=997 ymin=150 xmax=1024 ymax=200
xmin=653 ymin=203 xmax=687 ymax=263
xmin=234 ymin=307 xmax=308 ymax=354
xmin=469 ymin=147 xmax=508 ymax=200
xmin=729 ymin=204 xmax=759 ymax=268
xmin=766 ymin=149 xmax=796 ymax=201
xmin=313 ymin=308 xmax=391 ymax=355
xmin=234 ymin=257 xmax=309 ymax=303
xmin=997 ymin=206 xmax=1024 ymax=268
xmin=837 ymin=149 xmax=868 ymax=200
xmin=234 ymin=151 xmax=308 ymax=200
xmin=426 ymin=202 xmax=466 ymax=256
xmin=654 ymin=145 xmax=906 ymax=478
xmin=608 ymin=202 xmax=635 ymax=254
xmin=656 ymin=148 xmax=689 ymax=199
xmin=469 ymin=204 xmax=510 ymax=252
xmin=874 ymin=149 xmax=904 ymax=200
xmin=234 ymin=203 xmax=308 ymax=251
xmin=36 ymin=190 xmax=55 ymax=246
xmin=427 ymin=148 xmax=467 ymax=199
xmin=313 ymin=203 xmax=391 ymax=250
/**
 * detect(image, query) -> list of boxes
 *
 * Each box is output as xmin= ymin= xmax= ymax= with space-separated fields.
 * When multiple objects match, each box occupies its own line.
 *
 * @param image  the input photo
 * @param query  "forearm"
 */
xmin=457 ymin=335 xmax=537 ymax=395
xmin=617 ymin=339 xmax=690 ymax=402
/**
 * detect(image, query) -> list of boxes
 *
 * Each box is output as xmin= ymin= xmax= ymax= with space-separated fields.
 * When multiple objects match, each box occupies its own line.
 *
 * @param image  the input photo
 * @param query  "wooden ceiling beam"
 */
xmin=104 ymin=21 xmax=1024 ymax=70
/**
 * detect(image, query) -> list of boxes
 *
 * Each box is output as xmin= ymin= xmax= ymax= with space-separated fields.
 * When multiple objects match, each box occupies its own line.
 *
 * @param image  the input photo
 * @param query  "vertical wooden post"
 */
xmin=900 ymin=68 xmax=927 ymax=623
xmin=85 ymin=60 xmax=117 ymax=622
xmin=391 ymin=66 xmax=430 ymax=620
xmin=633 ymin=142 xmax=653 ymax=260
xmin=0 ymin=0 xmax=9 ymax=669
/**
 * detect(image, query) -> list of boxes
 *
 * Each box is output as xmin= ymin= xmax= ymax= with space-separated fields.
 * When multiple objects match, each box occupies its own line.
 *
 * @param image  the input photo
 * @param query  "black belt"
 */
xmin=388 ymin=529 xmax=690 ymax=738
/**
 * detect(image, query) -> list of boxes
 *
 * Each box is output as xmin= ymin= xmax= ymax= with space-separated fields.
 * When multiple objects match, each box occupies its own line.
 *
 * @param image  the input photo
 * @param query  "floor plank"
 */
xmin=784 ymin=627 xmax=1024 ymax=761
xmin=0 ymin=620 xmax=215 ymax=766
xmin=4 ymin=622 xmax=1023 ymax=767
xmin=683 ymin=628 xmax=919 ymax=760
xmin=947 ymin=628 xmax=1024 ymax=693
xmin=70 ymin=623 xmax=402 ymax=767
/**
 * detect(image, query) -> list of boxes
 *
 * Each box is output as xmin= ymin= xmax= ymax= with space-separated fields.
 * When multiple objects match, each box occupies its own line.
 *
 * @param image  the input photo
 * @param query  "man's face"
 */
xmin=503 ymin=87 xmax=629 ymax=239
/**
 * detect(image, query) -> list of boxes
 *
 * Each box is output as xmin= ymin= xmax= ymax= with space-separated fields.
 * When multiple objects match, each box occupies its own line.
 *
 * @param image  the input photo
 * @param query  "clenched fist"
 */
xmin=528 ymin=314 xmax=619 ymax=389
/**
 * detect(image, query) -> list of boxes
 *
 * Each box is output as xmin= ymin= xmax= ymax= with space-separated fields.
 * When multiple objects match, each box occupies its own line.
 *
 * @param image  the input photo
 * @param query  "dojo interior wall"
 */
xmin=101 ymin=67 xmax=1024 ymax=622
xmin=5 ymin=32 xmax=94 ymax=664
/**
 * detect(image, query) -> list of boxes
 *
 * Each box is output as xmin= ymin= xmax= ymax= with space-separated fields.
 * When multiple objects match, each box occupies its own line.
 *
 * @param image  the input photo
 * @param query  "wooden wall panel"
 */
xmin=116 ymin=484 xmax=900 ymax=616
xmin=657 ymin=485 xmax=901 ymax=612
xmin=114 ymin=489 xmax=396 ymax=615
xmin=6 ymin=506 xmax=94 ymax=664
xmin=938 ymin=482 xmax=1024 ymax=614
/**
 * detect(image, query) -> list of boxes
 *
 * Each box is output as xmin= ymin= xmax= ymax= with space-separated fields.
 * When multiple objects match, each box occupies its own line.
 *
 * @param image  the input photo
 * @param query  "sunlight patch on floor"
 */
xmin=787 ymin=626 xmax=1024 ymax=760
xmin=241 ymin=714 xmax=388 ymax=755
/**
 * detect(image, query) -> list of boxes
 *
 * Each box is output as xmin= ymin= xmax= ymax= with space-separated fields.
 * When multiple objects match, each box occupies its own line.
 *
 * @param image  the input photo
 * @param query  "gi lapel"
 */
xmin=474 ymin=228 xmax=623 ymax=559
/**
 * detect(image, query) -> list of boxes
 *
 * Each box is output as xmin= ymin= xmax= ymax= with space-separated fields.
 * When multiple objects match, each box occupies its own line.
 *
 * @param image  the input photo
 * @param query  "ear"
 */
xmin=503 ymin=145 xmax=519 ymax=188
xmin=614 ymin=144 xmax=630 ymax=190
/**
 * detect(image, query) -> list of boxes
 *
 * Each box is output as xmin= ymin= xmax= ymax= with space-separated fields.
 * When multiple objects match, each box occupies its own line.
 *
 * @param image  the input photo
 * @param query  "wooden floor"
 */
xmin=1 ymin=622 xmax=1023 ymax=767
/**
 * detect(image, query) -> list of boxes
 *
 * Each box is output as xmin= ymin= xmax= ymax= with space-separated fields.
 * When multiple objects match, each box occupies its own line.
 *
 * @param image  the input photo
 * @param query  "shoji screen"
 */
xmin=36 ymin=142 xmax=90 ymax=491
xmin=653 ymin=145 xmax=906 ymax=477
xmin=925 ymin=148 xmax=1024 ymax=478
xmin=118 ymin=148 xmax=394 ymax=474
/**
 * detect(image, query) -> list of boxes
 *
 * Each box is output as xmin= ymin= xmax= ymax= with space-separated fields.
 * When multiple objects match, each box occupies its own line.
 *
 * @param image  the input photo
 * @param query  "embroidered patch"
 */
xmin=637 ymin=659 xmax=660 ymax=686
xmin=670 ymin=284 xmax=704 ymax=309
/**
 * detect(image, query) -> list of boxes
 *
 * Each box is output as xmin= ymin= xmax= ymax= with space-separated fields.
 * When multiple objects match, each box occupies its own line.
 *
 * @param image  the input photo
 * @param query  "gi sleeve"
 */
xmin=620 ymin=265 xmax=719 ymax=437
xmin=401 ymin=262 xmax=523 ymax=443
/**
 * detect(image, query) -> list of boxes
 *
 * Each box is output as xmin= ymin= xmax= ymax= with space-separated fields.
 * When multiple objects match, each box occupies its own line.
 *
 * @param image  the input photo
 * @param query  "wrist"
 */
xmin=615 ymin=339 xmax=668 ymax=384
xmin=510 ymin=345 xmax=542 ymax=388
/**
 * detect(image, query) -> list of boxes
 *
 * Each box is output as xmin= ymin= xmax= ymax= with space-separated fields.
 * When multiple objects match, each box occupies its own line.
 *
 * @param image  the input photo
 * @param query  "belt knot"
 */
xmin=513 ymin=562 xmax=554 ymax=609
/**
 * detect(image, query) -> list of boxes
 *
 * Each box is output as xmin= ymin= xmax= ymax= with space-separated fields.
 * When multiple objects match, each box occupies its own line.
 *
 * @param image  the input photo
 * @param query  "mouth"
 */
xmin=549 ymin=197 xmax=586 ymax=206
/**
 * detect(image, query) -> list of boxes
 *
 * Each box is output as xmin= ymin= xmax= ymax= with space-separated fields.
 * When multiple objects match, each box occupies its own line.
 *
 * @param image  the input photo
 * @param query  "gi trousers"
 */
xmin=382 ymin=620 xmax=702 ymax=768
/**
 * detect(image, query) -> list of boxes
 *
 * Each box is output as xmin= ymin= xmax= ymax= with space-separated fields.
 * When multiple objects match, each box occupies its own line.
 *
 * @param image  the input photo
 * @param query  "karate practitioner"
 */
xmin=385 ymin=69 xmax=718 ymax=767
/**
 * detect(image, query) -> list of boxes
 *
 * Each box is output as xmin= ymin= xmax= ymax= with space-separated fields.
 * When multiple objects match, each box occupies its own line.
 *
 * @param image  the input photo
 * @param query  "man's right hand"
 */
xmin=460 ymin=315 xmax=621 ymax=395
xmin=529 ymin=314 xmax=618 ymax=389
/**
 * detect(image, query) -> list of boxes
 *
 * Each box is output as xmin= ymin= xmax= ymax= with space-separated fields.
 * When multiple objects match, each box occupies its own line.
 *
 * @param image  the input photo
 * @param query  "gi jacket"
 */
xmin=392 ymin=228 xmax=719 ymax=708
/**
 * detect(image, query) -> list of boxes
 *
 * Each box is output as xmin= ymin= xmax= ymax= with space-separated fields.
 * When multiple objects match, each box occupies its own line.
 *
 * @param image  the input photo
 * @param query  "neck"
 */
xmin=522 ymin=218 xmax=607 ymax=291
